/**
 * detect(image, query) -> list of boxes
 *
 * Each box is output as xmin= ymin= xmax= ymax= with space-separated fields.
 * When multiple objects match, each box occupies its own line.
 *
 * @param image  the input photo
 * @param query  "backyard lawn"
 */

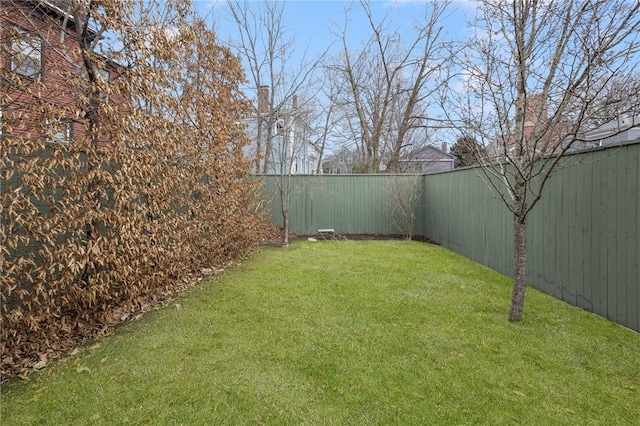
xmin=1 ymin=240 xmax=639 ymax=425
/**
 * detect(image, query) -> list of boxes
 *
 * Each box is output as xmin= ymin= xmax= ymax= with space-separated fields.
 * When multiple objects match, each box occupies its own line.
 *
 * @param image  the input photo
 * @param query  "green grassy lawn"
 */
xmin=2 ymin=240 xmax=639 ymax=425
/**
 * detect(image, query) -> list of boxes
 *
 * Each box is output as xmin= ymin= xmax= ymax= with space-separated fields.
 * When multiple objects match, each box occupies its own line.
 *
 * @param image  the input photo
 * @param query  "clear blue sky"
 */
xmin=195 ymin=0 xmax=476 ymax=63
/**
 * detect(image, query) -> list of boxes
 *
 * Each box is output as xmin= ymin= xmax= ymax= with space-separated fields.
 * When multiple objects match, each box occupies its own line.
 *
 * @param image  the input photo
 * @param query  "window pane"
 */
xmin=46 ymin=120 xmax=71 ymax=144
xmin=10 ymin=30 xmax=42 ymax=78
xmin=98 ymin=68 xmax=110 ymax=104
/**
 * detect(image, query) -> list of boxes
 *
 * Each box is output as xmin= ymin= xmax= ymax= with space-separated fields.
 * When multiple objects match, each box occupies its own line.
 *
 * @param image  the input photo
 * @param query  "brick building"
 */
xmin=1 ymin=0 xmax=123 ymax=148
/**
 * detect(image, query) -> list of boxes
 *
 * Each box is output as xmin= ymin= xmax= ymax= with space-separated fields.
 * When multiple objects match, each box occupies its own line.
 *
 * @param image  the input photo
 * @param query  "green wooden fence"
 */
xmin=261 ymin=175 xmax=427 ymax=236
xmin=264 ymin=141 xmax=639 ymax=332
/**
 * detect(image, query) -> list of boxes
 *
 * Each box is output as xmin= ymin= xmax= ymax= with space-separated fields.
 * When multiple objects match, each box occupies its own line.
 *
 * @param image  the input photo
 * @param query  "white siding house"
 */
xmin=583 ymin=115 xmax=640 ymax=147
xmin=242 ymin=87 xmax=320 ymax=175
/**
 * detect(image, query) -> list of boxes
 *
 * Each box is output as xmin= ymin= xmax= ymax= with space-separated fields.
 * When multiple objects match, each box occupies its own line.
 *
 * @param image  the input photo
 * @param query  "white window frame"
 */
xmin=46 ymin=119 xmax=72 ymax=144
xmin=8 ymin=26 xmax=43 ymax=79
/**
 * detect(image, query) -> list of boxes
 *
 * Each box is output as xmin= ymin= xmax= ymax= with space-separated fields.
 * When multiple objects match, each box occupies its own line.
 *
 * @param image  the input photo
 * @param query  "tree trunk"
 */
xmin=255 ymin=116 xmax=263 ymax=173
xmin=509 ymin=215 xmax=527 ymax=321
xmin=280 ymin=178 xmax=290 ymax=247
xmin=262 ymin=136 xmax=272 ymax=175
xmin=282 ymin=207 xmax=290 ymax=247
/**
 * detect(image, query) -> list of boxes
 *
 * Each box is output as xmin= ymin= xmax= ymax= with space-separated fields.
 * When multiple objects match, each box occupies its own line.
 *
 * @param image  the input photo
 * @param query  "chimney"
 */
xmin=258 ymin=85 xmax=269 ymax=114
xmin=292 ymin=95 xmax=298 ymax=111
xmin=518 ymin=94 xmax=547 ymax=128
xmin=441 ymin=142 xmax=447 ymax=153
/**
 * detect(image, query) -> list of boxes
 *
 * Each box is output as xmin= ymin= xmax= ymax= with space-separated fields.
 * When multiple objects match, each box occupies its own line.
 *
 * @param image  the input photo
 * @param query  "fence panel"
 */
xmin=262 ymin=175 xmax=425 ymax=236
xmin=421 ymin=169 xmax=515 ymax=277
xmin=421 ymin=144 xmax=639 ymax=332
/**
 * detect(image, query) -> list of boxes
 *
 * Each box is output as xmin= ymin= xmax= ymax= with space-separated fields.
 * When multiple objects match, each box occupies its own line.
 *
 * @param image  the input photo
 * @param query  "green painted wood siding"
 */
xmin=263 ymin=141 xmax=639 ymax=332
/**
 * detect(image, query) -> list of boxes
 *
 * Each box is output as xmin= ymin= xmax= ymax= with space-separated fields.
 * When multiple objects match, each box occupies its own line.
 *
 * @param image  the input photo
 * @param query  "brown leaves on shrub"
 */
xmin=1 ymin=0 xmax=268 ymax=380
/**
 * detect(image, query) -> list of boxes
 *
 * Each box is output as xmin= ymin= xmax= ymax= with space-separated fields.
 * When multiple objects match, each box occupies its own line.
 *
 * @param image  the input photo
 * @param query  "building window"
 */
xmin=8 ymin=26 xmax=43 ymax=78
xmin=46 ymin=119 xmax=72 ymax=144
xmin=98 ymin=68 xmax=110 ymax=104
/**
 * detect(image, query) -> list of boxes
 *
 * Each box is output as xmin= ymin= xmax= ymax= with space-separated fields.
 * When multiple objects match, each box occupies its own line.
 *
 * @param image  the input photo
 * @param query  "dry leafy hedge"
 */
xmin=1 ymin=0 xmax=269 ymax=380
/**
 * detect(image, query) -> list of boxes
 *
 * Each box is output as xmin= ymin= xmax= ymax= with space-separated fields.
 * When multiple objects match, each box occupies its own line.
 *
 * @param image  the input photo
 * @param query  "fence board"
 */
xmin=634 ymin=146 xmax=640 ymax=332
xmin=591 ymin=153 xmax=607 ymax=318
xmin=615 ymin=152 xmax=627 ymax=325
xmin=619 ymin=147 xmax=638 ymax=329
xmin=573 ymin=160 xmax=590 ymax=310
xmin=604 ymin=153 xmax=618 ymax=323
xmin=562 ymin=168 xmax=574 ymax=304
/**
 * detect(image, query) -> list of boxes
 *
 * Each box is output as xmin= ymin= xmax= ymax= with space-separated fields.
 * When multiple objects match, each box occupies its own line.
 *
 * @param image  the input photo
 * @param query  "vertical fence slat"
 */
xmin=634 ymin=146 xmax=640 ymax=332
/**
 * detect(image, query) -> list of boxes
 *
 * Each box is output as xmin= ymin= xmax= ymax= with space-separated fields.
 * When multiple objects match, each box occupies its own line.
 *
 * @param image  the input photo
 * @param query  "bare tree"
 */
xmin=227 ymin=0 xmax=325 ymax=246
xmin=309 ymin=69 xmax=346 ymax=174
xmin=329 ymin=0 xmax=453 ymax=173
xmin=447 ymin=0 xmax=640 ymax=321
xmin=383 ymin=175 xmax=423 ymax=240
xmin=588 ymin=70 xmax=640 ymax=128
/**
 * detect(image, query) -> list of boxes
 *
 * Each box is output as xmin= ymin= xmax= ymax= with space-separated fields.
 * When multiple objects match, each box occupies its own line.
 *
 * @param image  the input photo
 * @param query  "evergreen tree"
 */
xmin=450 ymin=135 xmax=483 ymax=168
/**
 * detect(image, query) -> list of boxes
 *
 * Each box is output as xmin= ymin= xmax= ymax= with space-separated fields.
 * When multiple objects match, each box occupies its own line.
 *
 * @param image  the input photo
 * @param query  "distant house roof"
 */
xmin=590 ymin=115 xmax=640 ymax=132
xmin=586 ymin=115 xmax=640 ymax=139
xmin=577 ymin=115 xmax=640 ymax=149
xmin=24 ymin=0 xmax=98 ymax=37
xmin=397 ymin=145 xmax=454 ymax=174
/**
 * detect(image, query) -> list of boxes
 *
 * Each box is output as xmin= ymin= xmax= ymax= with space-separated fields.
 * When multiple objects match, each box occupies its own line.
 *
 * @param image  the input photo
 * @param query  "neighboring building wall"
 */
xmin=242 ymin=92 xmax=318 ymax=175
xmin=397 ymin=145 xmax=454 ymax=174
xmin=507 ymin=94 xmax=568 ymax=156
xmin=582 ymin=115 xmax=640 ymax=148
xmin=264 ymin=115 xmax=307 ymax=175
xmin=322 ymin=147 xmax=358 ymax=174
xmin=1 ymin=0 xmax=123 ymax=148
xmin=323 ymin=163 xmax=349 ymax=174
xmin=398 ymin=159 xmax=454 ymax=174
xmin=2 ymin=1 xmax=81 ymax=143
